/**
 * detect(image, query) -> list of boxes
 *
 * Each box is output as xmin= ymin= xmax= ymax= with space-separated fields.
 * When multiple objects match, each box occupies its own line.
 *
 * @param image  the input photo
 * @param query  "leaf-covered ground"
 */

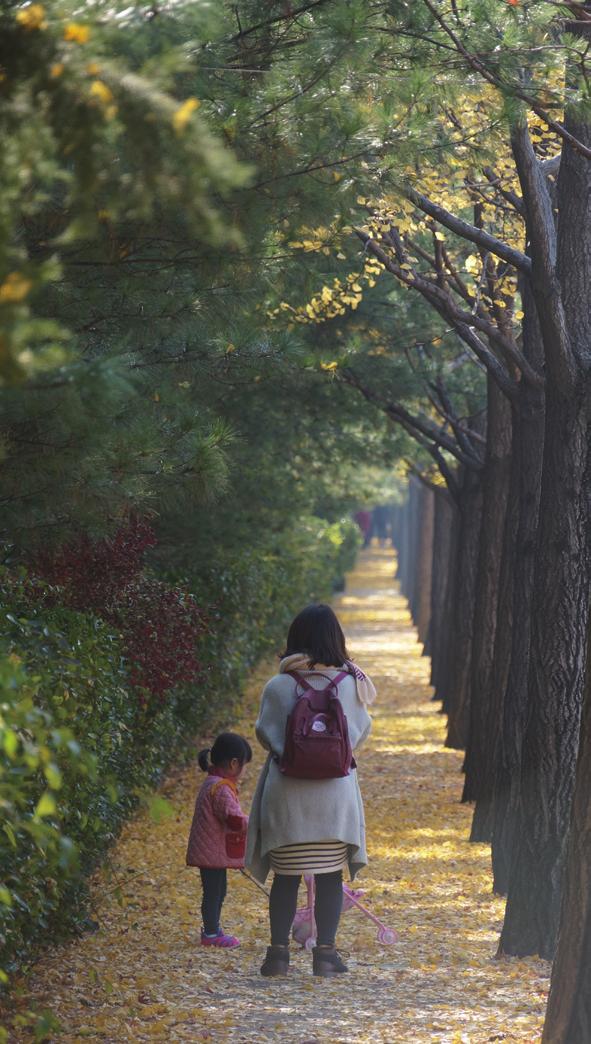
xmin=5 ymin=548 xmax=550 ymax=1042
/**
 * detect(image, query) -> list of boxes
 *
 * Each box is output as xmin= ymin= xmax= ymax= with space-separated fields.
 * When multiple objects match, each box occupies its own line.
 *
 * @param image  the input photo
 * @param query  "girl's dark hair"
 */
xmin=281 ymin=603 xmax=349 ymax=668
xmin=198 ymin=732 xmax=253 ymax=773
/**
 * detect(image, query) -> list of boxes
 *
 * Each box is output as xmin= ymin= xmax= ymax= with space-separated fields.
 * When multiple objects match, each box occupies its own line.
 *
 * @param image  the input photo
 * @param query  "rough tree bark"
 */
xmin=407 ymin=477 xmax=421 ymax=621
xmin=415 ymin=483 xmax=435 ymax=646
xmin=499 ymin=111 xmax=591 ymax=958
xmin=541 ymin=621 xmax=591 ymax=1044
xmin=429 ymin=489 xmax=455 ymax=698
xmin=490 ymin=279 xmax=545 ymax=891
xmin=445 ymin=466 xmax=483 ymax=746
xmin=462 ymin=376 xmax=513 ymax=805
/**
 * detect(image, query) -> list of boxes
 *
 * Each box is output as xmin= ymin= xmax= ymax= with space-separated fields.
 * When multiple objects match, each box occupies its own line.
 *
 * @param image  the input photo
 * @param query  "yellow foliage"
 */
xmin=63 ymin=22 xmax=90 ymax=43
xmin=172 ymin=97 xmax=201 ymax=134
xmin=16 ymin=4 xmax=47 ymax=30
xmin=89 ymin=80 xmax=114 ymax=106
xmin=0 ymin=272 xmax=32 ymax=304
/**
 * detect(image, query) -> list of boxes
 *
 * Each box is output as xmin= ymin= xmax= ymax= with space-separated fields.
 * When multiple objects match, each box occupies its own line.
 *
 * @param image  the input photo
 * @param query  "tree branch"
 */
xmin=405 ymin=187 xmax=531 ymax=273
xmin=482 ymin=166 xmax=525 ymax=216
xmin=230 ymin=0 xmax=329 ymax=41
xmin=340 ymin=366 xmax=481 ymax=469
xmin=510 ymin=119 xmax=575 ymax=388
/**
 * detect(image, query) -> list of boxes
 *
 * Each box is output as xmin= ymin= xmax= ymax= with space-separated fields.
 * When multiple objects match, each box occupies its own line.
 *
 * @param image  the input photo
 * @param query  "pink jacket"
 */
xmin=186 ymin=770 xmax=248 ymax=869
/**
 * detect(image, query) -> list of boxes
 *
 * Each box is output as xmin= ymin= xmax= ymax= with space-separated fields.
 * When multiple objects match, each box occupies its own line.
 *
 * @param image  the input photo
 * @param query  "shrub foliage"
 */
xmin=0 ymin=516 xmax=359 ymax=981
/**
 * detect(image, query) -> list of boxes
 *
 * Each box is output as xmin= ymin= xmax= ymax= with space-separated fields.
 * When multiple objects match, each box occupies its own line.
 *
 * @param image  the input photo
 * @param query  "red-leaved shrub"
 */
xmin=30 ymin=519 xmax=205 ymax=700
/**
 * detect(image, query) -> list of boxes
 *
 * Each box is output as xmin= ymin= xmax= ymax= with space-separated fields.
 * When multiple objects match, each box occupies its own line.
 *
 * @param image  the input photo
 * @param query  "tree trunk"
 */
xmin=499 ymin=110 xmax=591 ymax=959
xmin=429 ymin=489 xmax=454 ymax=696
xmin=462 ymin=377 xmax=513 ymax=807
xmin=395 ymin=497 xmax=409 ymax=583
xmin=490 ymin=283 xmax=545 ymax=893
xmin=542 ymin=613 xmax=591 ymax=1039
xmin=445 ymin=466 xmax=483 ymax=746
xmin=541 ymin=621 xmax=591 ymax=1044
xmin=409 ymin=478 xmax=423 ymax=622
xmin=416 ymin=484 xmax=435 ymax=647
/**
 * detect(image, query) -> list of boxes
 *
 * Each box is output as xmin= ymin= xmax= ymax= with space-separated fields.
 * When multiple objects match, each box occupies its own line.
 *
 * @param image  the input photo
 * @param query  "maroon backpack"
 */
xmin=278 ymin=670 xmax=354 ymax=780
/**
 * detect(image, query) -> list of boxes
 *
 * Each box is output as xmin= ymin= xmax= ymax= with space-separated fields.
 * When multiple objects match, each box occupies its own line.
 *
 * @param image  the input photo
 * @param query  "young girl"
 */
xmin=186 ymin=732 xmax=252 ymax=948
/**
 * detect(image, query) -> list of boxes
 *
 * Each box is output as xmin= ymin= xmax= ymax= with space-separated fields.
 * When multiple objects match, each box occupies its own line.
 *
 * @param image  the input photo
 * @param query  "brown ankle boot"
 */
xmin=312 ymin=945 xmax=348 ymax=976
xmin=260 ymin=945 xmax=290 ymax=977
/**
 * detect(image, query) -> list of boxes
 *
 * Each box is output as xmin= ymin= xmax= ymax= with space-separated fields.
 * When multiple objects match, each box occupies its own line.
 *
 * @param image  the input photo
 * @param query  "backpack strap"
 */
xmin=288 ymin=669 xmax=349 ymax=692
xmin=331 ymin=670 xmax=349 ymax=687
xmin=288 ymin=670 xmax=314 ymax=691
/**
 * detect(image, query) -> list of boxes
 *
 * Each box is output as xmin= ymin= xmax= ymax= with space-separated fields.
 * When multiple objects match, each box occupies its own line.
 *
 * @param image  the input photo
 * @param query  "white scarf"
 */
xmin=279 ymin=654 xmax=376 ymax=707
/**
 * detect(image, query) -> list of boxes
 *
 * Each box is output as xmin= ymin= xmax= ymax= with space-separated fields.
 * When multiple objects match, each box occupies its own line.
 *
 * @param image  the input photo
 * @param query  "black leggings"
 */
xmin=200 ymin=868 xmax=227 ymax=934
xmin=269 ymin=870 xmax=343 ymax=947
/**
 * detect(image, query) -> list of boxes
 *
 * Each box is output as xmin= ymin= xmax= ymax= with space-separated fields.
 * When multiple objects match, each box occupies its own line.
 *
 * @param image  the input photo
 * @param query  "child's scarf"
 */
xmin=279 ymin=654 xmax=376 ymax=707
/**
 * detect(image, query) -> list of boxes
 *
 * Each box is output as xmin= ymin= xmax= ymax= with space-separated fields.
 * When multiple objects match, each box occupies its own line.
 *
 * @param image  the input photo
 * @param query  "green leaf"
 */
xmin=44 ymin=763 xmax=63 ymax=790
xmin=2 ymin=728 xmax=18 ymax=758
xmin=35 ymin=792 xmax=57 ymax=819
xmin=146 ymin=794 xmax=174 ymax=824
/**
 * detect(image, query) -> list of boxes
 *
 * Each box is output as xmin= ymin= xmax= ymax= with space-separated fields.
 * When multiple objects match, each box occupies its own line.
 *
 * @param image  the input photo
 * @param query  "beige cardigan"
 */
xmin=245 ymin=669 xmax=372 ymax=883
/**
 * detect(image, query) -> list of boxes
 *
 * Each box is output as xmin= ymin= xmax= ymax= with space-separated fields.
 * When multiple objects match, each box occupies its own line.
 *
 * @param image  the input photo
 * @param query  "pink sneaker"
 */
xmin=200 ymin=930 xmax=240 ymax=948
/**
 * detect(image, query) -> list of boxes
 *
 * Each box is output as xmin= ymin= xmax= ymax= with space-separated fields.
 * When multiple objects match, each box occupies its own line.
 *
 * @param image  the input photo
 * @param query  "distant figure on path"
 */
xmin=246 ymin=604 xmax=375 ymax=977
xmin=353 ymin=509 xmax=372 ymax=547
xmin=186 ymin=732 xmax=251 ymax=948
xmin=371 ymin=504 xmax=390 ymax=546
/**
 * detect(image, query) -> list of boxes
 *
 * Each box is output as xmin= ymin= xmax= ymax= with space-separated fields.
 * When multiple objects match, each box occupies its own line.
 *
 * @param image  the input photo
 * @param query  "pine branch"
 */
xmin=229 ymin=0 xmax=330 ymax=42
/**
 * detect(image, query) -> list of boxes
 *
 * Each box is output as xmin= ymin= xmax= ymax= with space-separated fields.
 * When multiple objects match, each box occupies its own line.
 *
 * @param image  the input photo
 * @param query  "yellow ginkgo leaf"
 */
xmin=172 ymin=97 xmax=201 ymax=134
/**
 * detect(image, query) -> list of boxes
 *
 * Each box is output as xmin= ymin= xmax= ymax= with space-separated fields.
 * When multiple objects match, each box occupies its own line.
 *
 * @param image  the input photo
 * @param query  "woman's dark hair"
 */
xmin=281 ymin=603 xmax=349 ymax=668
xmin=198 ymin=732 xmax=253 ymax=772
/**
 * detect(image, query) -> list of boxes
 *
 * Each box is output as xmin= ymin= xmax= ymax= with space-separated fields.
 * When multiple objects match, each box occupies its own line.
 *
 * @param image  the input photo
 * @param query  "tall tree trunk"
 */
xmin=462 ymin=377 xmax=513 ymax=805
xmin=409 ymin=478 xmax=423 ymax=622
xmin=500 ymin=350 xmax=591 ymax=960
xmin=445 ymin=466 xmax=483 ymax=746
xmin=430 ymin=489 xmax=454 ymax=697
xmin=395 ymin=497 xmax=409 ymax=583
xmin=541 ymin=617 xmax=591 ymax=1044
xmin=490 ymin=283 xmax=545 ymax=893
xmin=499 ymin=112 xmax=591 ymax=958
xmin=416 ymin=483 xmax=435 ymax=647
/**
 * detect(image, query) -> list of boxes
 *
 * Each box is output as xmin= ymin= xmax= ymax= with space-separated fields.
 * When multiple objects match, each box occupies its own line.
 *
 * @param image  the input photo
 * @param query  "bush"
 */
xmin=182 ymin=516 xmax=360 ymax=708
xmin=0 ymin=516 xmax=359 ymax=983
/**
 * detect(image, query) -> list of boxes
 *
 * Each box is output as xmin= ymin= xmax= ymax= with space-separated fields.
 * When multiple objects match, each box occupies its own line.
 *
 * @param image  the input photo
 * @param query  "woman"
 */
xmin=246 ymin=603 xmax=375 ymax=977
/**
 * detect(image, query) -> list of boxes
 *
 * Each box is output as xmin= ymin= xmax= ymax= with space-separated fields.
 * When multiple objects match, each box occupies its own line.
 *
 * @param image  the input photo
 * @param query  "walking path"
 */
xmin=8 ymin=549 xmax=550 ymax=1042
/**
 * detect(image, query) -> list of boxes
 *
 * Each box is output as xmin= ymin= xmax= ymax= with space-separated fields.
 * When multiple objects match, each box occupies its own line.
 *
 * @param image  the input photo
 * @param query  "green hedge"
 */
xmin=0 ymin=517 xmax=359 ymax=984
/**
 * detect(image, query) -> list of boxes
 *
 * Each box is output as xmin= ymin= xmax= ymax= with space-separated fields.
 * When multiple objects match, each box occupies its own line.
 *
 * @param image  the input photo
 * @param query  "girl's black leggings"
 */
xmin=269 ymin=870 xmax=343 ymax=947
xmin=200 ymin=868 xmax=227 ymax=934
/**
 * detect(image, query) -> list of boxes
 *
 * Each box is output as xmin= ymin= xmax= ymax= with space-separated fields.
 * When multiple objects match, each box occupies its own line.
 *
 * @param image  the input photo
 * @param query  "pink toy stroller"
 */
xmin=292 ymin=874 xmax=398 ymax=949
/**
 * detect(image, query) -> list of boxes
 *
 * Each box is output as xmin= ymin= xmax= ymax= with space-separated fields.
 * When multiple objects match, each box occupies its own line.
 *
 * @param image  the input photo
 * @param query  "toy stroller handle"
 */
xmin=344 ymin=888 xmax=392 ymax=930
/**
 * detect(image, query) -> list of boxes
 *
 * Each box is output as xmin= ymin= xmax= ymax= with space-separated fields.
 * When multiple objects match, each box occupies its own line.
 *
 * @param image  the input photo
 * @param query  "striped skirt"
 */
xmin=269 ymin=840 xmax=348 ymax=876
